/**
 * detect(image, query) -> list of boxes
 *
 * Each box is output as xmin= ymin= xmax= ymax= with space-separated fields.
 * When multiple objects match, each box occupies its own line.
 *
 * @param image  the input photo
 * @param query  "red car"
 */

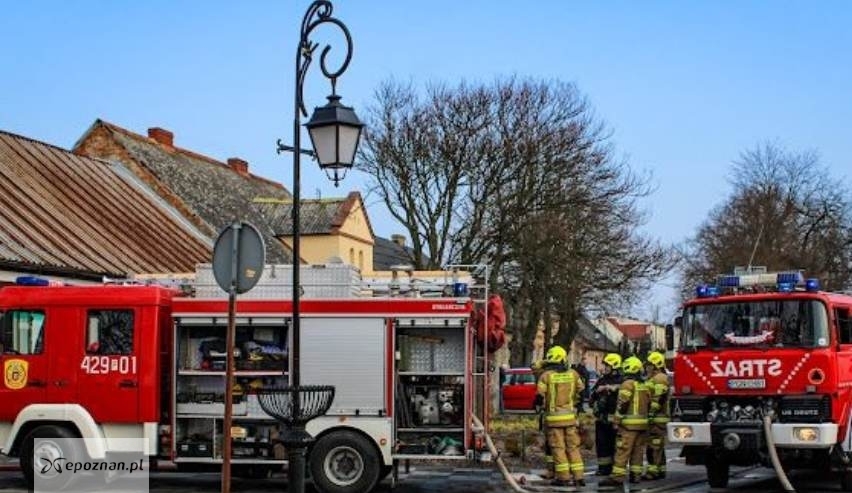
xmin=500 ymin=367 xmax=538 ymax=411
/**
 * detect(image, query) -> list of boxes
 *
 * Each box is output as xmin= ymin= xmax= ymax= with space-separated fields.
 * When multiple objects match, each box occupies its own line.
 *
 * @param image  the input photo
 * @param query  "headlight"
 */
xmin=673 ymin=426 xmax=694 ymax=440
xmin=794 ymin=427 xmax=819 ymax=442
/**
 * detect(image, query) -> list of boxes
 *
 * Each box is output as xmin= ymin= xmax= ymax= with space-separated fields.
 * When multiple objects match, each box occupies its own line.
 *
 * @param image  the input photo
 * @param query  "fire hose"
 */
xmin=472 ymin=415 xmax=532 ymax=493
xmin=763 ymin=415 xmax=796 ymax=493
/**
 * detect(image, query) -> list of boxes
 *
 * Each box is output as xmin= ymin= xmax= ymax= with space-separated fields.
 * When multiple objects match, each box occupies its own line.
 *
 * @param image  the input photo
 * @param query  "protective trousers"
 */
xmin=595 ymin=420 xmax=616 ymax=475
xmin=645 ymin=423 xmax=666 ymax=476
xmin=547 ymin=424 xmax=584 ymax=481
xmin=611 ymin=428 xmax=647 ymax=482
xmin=543 ymin=422 xmax=554 ymax=477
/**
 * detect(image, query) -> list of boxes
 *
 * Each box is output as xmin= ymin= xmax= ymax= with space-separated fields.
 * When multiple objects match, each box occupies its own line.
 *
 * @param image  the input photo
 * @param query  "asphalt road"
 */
xmin=0 ymin=448 xmax=847 ymax=493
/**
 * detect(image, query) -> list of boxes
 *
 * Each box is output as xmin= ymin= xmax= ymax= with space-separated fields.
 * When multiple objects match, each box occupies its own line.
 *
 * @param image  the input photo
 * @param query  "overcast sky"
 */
xmin=2 ymin=1 xmax=850 ymax=321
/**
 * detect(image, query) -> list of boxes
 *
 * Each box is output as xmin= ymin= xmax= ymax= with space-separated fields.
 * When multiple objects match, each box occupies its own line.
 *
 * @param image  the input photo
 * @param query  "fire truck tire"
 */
xmin=309 ymin=431 xmax=381 ymax=493
xmin=705 ymin=454 xmax=730 ymax=489
xmin=20 ymin=425 xmax=82 ymax=490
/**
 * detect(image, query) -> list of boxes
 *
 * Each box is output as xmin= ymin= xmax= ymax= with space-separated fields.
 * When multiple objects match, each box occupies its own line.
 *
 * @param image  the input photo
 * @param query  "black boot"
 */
xmin=630 ymin=473 xmax=641 ymax=483
xmin=599 ymin=477 xmax=622 ymax=487
xmin=576 ymin=478 xmax=586 ymax=487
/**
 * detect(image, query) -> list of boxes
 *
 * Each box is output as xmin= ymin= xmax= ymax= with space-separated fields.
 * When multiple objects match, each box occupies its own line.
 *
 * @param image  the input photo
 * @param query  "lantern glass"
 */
xmin=305 ymin=95 xmax=364 ymax=170
xmin=308 ymin=124 xmax=338 ymax=167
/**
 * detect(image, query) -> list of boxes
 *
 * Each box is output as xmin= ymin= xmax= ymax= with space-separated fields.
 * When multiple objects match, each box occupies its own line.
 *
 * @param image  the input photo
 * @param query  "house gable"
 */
xmin=73 ymin=119 xmax=293 ymax=263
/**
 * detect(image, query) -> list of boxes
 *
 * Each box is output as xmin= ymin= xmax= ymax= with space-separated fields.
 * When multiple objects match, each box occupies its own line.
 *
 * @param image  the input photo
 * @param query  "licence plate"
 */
xmin=727 ymin=378 xmax=766 ymax=389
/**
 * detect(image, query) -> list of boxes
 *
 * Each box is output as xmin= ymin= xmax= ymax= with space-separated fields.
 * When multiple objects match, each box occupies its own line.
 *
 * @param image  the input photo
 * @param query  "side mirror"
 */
xmin=673 ymin=316 xmax=683 ymax=329
xmin=665 ymin=324 xmax=675 ymax=352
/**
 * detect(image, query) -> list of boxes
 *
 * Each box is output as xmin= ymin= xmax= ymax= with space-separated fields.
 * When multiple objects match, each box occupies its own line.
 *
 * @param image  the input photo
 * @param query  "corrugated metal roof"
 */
xmin=0 ymin=130 xmax=212 ymax=279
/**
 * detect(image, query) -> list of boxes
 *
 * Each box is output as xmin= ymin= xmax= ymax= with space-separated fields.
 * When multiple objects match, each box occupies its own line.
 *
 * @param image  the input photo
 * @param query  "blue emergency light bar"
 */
xmin=695 ymin=270 xmax=821 ymax=298
xmin=15 ymin=276 xmax=51 ymax=286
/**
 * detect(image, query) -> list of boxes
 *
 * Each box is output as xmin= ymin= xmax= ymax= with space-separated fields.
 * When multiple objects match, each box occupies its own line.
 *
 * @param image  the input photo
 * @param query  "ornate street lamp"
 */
xmin=270 ymin=2 xmax=362 ymax=493
xmin=306 ymin=94 xmax=363 ymax=186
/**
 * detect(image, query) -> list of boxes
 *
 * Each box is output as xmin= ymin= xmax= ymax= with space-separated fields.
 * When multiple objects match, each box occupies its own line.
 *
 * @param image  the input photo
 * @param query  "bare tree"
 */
xmin=358 ymin=76 xmax=673 ymax=365
xmin=679 ymin=142 xmax=852 ymax=297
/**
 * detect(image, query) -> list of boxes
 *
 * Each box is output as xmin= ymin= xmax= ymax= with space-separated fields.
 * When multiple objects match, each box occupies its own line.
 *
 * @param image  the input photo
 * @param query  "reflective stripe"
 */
xmin=612 ymin=466 xmax=627 ymax=476
xmin=546 ymin=414 xmax=577 ymax=422
xmin=621 ymin=417 xmax=648 ymax=425
xmin=555 ymin=463 xmax=570 ymax=472
xmin=646 ymin=465 xmax=659 ymax=473
xmin=598 ymin=457 xmax=613 ymax=465
xmin=545 ymin=455 xmax=554 ymax=463
xmin=630 ymin=465 xmax=643 ymax=473
xmin=651 ymin=417 xmax=670 ymax=424
xmin=570 ymin=462 xmax=584 ymax=472
xmin=618 ymin=389 xmax=632 ymax=398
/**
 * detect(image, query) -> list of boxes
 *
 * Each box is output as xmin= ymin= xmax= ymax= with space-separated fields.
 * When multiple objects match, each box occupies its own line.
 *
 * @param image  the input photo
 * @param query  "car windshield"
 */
xmin=681 ymin=299 xmax=829 ymax=349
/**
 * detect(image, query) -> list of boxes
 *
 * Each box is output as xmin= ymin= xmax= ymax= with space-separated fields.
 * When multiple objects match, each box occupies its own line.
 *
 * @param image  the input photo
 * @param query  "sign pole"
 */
xmin=211 ymin=221 xmax=264 ymax=493
xmin=222 ymin=222 xmax=240 ymax=493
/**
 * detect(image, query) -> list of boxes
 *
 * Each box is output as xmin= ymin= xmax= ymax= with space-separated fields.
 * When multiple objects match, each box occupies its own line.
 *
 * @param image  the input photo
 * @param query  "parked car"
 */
xmin=500 ymin=367 xmax=538 ymax=411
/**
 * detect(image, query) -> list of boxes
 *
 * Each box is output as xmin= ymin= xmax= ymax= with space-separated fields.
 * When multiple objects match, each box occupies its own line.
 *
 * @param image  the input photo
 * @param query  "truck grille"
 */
xmin=671 ymin=397 xmax=706 ymax=422
xmin=712 ymin=423 xmax=762 ymax=451
xmin=778 ymin=395 xmax=831 ymax=423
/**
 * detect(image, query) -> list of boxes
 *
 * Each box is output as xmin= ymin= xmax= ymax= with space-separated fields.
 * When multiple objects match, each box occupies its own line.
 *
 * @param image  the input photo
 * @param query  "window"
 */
xmin=86 ymin=310 xmax=134 ymax=355
xmin=838 ymin=308 xmax=852 ymax=344
xmin=349 ymin=248 xmax=355 ymax=265
xmin=682 ymin=299 xmax=830 ymax=349
xmin=358 ymin=250 xmax=364 ymax=271
xmin=0 ymin=310 xmax=45 ymax=355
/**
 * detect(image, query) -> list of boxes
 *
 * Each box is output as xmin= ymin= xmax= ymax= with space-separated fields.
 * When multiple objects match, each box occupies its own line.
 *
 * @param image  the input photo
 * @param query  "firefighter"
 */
xmin=531 ymin=359 xmax=555 ymax=479
xmin=589 ymin=353 xmax=623 ymax=476
xmin=643 ymin=351 xmax=670 ymax=480
xmin=600 ymin=356 xmax=650 ymax=487
xmin=535 ymin=346 xmax=586 ymax=487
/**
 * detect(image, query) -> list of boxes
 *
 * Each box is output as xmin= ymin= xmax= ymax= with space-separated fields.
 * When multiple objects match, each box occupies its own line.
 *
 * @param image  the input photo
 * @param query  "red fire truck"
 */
xmin=0 ymin=276 xmax=496 ymax=493
xmin=666 ymin=270 xmax=852 ymax=490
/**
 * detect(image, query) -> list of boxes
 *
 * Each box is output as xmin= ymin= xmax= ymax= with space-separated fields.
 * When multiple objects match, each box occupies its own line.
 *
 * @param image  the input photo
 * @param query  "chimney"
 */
xmin=227 ymin=157 xmax=249 ymax=176
xmin=391 ymin=234 xmax=406 ymax=247
xmin=148 ymin=127 xmax=174 ymax=147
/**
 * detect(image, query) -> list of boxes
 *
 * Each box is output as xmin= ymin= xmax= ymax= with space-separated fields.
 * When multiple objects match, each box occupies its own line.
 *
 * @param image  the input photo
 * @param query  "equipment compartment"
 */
xmin=394 ymin=322 xmax=469 ymax=457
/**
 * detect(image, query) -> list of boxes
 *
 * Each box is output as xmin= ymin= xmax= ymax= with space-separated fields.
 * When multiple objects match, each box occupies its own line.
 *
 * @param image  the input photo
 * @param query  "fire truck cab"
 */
xmin=0 ymin=272 xmax=492 ymax=493
xmin=667 ymin=270 xmax=852 ymax=490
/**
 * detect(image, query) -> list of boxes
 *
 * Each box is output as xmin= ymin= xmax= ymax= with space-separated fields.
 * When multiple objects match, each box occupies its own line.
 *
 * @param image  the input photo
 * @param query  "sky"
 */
xmin=1 ymin=1 xmax=850 ymax=321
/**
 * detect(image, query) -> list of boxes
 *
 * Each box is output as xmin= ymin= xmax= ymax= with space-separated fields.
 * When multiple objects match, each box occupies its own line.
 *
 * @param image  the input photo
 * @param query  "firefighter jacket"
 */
xmin=537 ymin=365 xmax=584 ymax=427
xmin=648 ymin=371 xmax=670 ymax=424
xmin=590 ymin=371 xmax=623 ymax=422
xmin=614 ymin=377 xmax=650 ymax=431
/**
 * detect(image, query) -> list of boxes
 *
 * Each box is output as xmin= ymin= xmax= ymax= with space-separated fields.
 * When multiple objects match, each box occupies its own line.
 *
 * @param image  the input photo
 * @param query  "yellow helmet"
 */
xmin=545 ymin=346 xmax=567 ymax=364
xmin=603 ymin=353 xmax=622 ymax=370
xmin=646 ymin=351 xmax=665 ymax=370
xmin=622 ymin=356 xmax=643 ymax=375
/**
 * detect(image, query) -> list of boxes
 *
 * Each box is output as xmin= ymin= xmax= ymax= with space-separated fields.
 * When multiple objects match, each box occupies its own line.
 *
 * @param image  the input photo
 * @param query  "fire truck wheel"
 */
xmin=705 ymin=454 xmax=730 ymax=489
xmin=310 ymin=431 xmax=381 ymax=493
xmin=20 ymin=425 xmax=82 ymax=490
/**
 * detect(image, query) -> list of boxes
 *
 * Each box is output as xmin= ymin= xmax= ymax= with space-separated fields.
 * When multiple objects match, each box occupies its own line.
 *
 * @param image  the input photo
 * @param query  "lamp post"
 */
xmin=275 ymin=2 xmax=363 ymax=493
